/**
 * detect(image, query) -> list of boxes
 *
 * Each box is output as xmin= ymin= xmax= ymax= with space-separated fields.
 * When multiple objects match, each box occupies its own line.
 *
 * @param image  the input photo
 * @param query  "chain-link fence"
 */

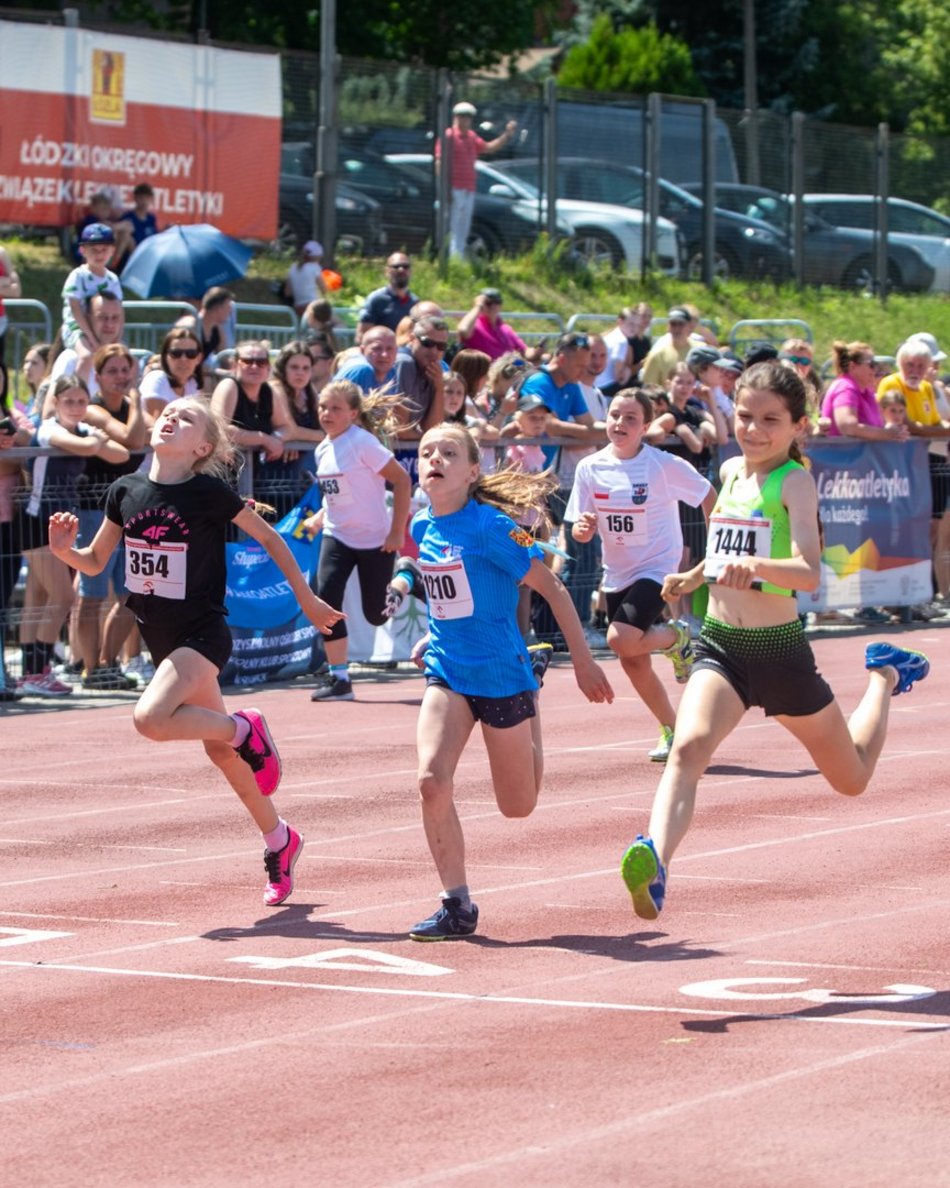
xmin=3 ymin=9 xmax=949 ymax=294
xmin=276 ymin=51 xmax=950 ymax=297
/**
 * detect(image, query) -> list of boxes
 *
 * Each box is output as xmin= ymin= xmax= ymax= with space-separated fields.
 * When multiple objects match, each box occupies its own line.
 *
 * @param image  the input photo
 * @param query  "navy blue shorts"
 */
xmin=693 ymin=616 xmax=834 ymax=718
xmin=425 ymin=675 xmax=536 ymax=729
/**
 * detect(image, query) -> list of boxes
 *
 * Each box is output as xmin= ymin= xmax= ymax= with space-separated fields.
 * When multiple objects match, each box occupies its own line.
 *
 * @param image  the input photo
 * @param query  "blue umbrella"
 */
xmin=121 ymin=223 xmax=254 ymax=299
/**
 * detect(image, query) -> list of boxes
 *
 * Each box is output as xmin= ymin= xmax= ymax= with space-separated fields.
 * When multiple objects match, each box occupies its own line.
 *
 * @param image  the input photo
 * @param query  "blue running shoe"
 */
xmin=865 ymin=642 xmax=930 ymax=696
xmin=620 ymin=835 xmax=667 ymax=920
xmin=409 ymin=897 xmax=479 ymax=941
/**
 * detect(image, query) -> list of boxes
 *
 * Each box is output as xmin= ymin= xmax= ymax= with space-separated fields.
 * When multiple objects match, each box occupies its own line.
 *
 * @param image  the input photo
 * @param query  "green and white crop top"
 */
xmin=705 ymin=459 xmax=802 ymax=597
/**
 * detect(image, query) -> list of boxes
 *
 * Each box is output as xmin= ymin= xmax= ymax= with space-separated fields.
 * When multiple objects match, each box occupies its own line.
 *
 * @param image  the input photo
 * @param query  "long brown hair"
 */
xmin=423 ymin=423 xmax=558 ymax=536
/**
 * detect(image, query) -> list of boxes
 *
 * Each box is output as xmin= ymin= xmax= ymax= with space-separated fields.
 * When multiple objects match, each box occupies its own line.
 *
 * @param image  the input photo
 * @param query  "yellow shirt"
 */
xmin=876 ymin=373 xmax=939 ymax=425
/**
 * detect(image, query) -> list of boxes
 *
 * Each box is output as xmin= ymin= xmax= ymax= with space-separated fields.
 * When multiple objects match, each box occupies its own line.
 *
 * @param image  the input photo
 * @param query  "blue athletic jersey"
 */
xmin=411 ymin=499 xmax=543 ymax=697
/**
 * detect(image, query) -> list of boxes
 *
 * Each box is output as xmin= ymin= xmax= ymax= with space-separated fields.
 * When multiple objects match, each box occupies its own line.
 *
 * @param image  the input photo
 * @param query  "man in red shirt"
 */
xmin=437 ymin=101 xmax=518 ymax=258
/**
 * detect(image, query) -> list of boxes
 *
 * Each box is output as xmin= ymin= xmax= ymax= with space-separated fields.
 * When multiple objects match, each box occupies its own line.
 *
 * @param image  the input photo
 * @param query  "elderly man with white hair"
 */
xmin=878 ymin=334 xmax=950 ymax=616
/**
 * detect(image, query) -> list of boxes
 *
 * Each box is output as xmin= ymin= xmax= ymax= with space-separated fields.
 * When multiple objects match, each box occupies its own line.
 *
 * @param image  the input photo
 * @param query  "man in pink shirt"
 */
xmin=456 ymin=287 xmax=529 ymax=360
xmin=437 ymin=101 xmax=518 ymax=257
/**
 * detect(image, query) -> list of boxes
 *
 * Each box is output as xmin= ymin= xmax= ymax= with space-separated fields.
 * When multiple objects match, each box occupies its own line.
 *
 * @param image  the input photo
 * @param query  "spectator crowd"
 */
xmin=2 ymin=234 xmax=950 ymax=703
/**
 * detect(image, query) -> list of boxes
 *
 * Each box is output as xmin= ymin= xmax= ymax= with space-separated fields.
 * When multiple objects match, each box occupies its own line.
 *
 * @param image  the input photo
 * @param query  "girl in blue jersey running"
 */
xmin=408 ymin=423 xmax=615 ymax=941
xmin=621 ymin=361 xmax=930 ymax=922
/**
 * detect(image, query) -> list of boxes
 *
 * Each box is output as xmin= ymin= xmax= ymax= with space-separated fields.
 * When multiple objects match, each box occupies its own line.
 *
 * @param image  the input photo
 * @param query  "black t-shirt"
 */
xmin=105 ymin=471 xmax=245 ymax=626
xmin=664 ymin=397 xmax=711 ymax=470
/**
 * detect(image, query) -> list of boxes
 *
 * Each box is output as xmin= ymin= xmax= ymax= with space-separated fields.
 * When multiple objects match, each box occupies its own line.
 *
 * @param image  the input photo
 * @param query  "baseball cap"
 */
xmin=744 ymin=343 xmax=779 ymax=367
xmin=453 ymin=101 xmax=477 ymax=117
xmin=479 ymin=287 xmax=503 ymax=304
xmin=718 ymin=354 xmax=744 ymax=376
xmin=302 ymin=239 xmax=324 ymax=257
xmin=686 ymin=346 xmax=722 ymax=372
xmin=517 ymin=393 xmax=550 ymax=413
xmin=668 ymin=306 xmax=691 ymax=322
xmin=910 ymin=331 xmax=946 ymax=362
xmin=80 ymin=222 xmax=116 ymax=245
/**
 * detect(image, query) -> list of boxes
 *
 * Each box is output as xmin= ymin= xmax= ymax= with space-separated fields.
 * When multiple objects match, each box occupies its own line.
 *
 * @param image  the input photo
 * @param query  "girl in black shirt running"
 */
xmin=49 ymin=397 xmax=344 ymax=908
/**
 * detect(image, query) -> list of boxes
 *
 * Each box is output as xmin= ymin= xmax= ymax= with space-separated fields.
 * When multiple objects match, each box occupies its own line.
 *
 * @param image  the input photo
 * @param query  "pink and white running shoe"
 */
xmin=18 ymin=667 xmax=74 ymax=697
xmin=233 ymin=708 xmax=282 ymax=796
xmin=263 ymin=827 xmax=304 ymax=906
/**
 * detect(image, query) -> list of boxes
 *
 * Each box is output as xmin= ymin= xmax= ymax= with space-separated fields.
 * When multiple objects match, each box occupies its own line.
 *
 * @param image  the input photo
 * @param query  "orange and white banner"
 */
xmin=0 ymin=21 xmax=281 ymax=239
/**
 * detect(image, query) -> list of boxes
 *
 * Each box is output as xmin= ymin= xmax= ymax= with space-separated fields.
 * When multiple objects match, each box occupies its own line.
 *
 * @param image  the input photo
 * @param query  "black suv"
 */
xmin=279 ymin=142 xmax=386 ymax=256
xmin=498 ymin=157 xmax=787 ymax=281
xmin=337 ymin=146 xmax=555 ymax=258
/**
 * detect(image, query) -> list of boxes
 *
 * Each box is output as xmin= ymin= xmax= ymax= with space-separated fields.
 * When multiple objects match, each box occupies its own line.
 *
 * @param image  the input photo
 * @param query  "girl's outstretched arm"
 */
xmin=233 ymin=506 xmax=345 ymax=635
xmin=521 ymin=558 xmax=614 ymax=704
xmin=48 ymin=511 xmax=121 ymax=576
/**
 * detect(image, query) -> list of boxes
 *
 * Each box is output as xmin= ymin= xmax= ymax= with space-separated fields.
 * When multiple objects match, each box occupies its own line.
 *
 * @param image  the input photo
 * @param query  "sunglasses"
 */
xmin=780 ymin=353 xmax=812 ymax=367
xmin=389 ymin=263 xmax=412 ymax=270
xmin=502 ymin=358 xmax=527 ymax=378
xmin=239 ymin=355 xmax=270 ymax=366
xmin=168 ymin=347 xmax=201 ymax=360
xmin=417 ymin=336 xmax=448 ymax=352
xmin=562 ymin=334 xmax=590 ymax=350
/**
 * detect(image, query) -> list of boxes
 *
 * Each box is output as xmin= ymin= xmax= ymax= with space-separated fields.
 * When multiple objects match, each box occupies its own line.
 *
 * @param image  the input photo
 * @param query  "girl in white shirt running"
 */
xmin=567 ymin=388 xmax=717 ymax=762
xmin=303 ymin=379 xmax=411 ymax=701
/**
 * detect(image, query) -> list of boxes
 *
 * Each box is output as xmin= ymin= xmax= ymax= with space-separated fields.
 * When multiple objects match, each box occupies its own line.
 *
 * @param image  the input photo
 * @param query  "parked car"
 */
xmin=801 ymin=194 xmax=950 ymax=292
xmin=337 ymin=147 xmax=570 ymax=258
xmin=388 ymin=154 xmax=682 ymax=275
xmin=495 ymin=157 xmax=786 ymax=281
xmin=279 ymin=141 xmax=387 ymax=256
xmin=682 ymin=183 xmax=935 ymax=293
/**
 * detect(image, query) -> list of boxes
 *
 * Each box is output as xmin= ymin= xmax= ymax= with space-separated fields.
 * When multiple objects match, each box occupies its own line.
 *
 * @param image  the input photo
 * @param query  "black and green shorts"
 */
xmin=693 ymin=616 xmax=834 ymax=718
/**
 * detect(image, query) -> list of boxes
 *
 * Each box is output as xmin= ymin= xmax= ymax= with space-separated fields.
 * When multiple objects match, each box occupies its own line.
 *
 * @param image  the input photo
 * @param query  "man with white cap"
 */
xmin=436 ymin=101 xmax=518 ymax=257
xmin=285 ymin=239 xmax=327 ymax=316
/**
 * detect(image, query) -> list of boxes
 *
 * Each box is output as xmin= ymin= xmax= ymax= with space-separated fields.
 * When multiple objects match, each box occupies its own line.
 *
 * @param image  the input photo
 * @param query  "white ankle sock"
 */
xmin=263 ymin=819 xmax=289 ymax=853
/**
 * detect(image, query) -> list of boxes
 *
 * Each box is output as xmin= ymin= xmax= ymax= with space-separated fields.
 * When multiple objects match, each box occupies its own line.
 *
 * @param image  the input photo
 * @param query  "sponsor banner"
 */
xmin=0 ymin=20 xmax=279 ymax=239
xmin=222 ymin=489 xmax=427 ymax=686
xmin=798 ymin=439 xmax=932 ymax=612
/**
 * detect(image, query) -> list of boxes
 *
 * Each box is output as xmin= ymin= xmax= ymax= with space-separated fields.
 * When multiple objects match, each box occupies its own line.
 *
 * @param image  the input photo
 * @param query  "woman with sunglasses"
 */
xmin=140 ymin=328 xmax=205 ymax=419
xmin=211 ymin=340 xmax=295 ymax=511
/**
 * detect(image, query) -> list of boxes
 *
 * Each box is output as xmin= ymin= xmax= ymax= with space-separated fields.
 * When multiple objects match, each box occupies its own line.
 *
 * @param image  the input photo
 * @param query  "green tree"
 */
xmin=75 ymin=0 xmax=554 ymax=70
xmin=557 ymin=13 xmax=704 ymax=95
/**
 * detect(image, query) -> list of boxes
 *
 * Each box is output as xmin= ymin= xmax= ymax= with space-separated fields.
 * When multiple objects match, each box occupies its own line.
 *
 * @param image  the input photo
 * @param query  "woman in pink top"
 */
xmin=820 ymin=340 xmax=907 ymax=442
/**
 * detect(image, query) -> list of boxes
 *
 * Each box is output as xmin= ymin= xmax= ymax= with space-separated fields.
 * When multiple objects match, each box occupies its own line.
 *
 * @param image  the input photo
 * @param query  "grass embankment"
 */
xmin=7 ymin=235 xmax=950 ymax=362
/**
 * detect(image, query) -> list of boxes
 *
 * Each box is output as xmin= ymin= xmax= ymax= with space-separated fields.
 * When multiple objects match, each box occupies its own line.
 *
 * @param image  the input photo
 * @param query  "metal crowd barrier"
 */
xmin=121 ymin=300 xmax=196 ymax=354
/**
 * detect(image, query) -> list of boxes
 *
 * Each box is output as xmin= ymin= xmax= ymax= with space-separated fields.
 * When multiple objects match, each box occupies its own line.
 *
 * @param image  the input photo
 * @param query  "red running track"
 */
xmin=1 ymin=624 xmax=949 ymax=1186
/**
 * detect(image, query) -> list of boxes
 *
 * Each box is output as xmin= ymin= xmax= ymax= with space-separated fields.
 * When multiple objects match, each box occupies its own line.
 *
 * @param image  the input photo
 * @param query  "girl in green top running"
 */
xmin=620 ymin=360 xmax=930 ymax=922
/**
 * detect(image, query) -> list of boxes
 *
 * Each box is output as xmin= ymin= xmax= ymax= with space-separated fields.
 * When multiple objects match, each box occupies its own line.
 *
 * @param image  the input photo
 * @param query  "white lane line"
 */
xmin=0 ymin=838 xmax=187 ymax=853
xmin=0 ymin=910 xmax=179 ymax=927
xmin=748 ymin=814 xmax=833 ymax=822
xmin=748 ymin=958 xmax=950 ymax=978
xmin=0 ymin=959 xmax=943 ymax=1038
xmin=385 ymin=1032 xmax=943 ymax=1187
